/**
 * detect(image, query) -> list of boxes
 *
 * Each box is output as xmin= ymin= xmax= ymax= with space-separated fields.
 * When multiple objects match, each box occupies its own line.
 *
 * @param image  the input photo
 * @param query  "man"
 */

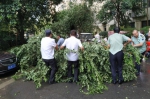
xmin=107 ymin=27 xmax=131 ymax=84
xmin=60 ymin=30 xmax=84 ymax=83
xmin=131 ymin=30 xmax=146 ymax=76
xmin=94 ymin=32 xmax=100 ymax=42
xmin=56 ymin=35 xmax=64 ymax=47
xmin=146 ymin=28 xmax=150 ymax=41
xmin=41 ymin=29 xmax=58 ymax=84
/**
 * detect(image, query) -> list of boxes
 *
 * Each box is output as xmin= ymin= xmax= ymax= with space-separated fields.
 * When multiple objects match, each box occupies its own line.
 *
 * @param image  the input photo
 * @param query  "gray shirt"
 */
xmin=57 ymin=38 xmax=64 ymax=47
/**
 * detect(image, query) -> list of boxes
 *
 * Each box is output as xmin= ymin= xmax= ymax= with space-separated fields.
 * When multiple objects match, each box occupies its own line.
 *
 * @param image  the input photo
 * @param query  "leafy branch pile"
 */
xmin=10 ymin=33 xmax=141 ymax=94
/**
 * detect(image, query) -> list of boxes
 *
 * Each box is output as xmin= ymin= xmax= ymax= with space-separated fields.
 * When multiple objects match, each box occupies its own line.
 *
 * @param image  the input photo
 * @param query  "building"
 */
xmin=56 ymin=0 xmax=150 ymax=31
xmin=133 ymin=0 xmax=150 ymax=29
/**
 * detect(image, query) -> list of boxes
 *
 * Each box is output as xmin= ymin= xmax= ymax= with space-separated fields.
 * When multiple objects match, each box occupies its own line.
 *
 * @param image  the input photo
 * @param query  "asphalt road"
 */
xmin=0 ymin=60 xmax=150 ymax=99
xmin=0 ymin=71 xmax=16 ymax=84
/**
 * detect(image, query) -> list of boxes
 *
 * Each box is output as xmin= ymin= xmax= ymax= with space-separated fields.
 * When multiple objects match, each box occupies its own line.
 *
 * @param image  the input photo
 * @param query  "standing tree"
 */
xmin=0 ymin=0 xmax=62 ymax=44
xmin=97 ymin=0 xmax=146 ymax=27
xmin=51 ymin=4 xmax=94 ymax=35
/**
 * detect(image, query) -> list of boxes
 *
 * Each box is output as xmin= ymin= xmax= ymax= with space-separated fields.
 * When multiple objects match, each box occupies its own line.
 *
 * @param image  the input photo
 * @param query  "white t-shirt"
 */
xmin=62 ymin=36 xmax=83 ymax=61
xmin=41 ymin=37 xmax=56 ymax=59
xmin=95 ymin=33 xmax=100 ymax=42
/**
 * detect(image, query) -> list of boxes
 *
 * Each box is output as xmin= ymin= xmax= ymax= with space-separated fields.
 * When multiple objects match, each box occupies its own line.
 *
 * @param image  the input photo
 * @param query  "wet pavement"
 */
xmin=0 ymin=59 xmax=150 ymax=99
xmin=0 ymin=71 xmax=16 ymax=84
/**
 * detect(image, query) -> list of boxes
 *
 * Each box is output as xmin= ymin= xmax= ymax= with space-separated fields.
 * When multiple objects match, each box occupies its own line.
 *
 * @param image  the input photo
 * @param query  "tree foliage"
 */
xmin=51 ymin=4 xmax=94 ymax=36
xmin=0 ymin=0 xmax=62 ymax=44
xmin=97 ymin=0 xmax=146 ymax=27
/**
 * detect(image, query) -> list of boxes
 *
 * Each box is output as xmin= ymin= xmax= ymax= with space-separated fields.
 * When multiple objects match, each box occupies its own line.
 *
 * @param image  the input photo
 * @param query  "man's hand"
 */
xmin=60 ymin=46 xmax=65 ymax=50
xmin=132 ymin=43 xmax=143 ymax=47
xmin=80 ymin=47 xmax=84 ymax=51
xmin=55 ymin=45 xmax=58 ymax=50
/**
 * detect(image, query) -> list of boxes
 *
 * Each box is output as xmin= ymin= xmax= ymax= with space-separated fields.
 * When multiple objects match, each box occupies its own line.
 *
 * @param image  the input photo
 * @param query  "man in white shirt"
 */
xmin=60 ymin=30 xmax=84 ymax=83
xmin=94 ymin=32 xmax=100 ymax=42
xmin=41 ymin=29 xmax=58 ymax=84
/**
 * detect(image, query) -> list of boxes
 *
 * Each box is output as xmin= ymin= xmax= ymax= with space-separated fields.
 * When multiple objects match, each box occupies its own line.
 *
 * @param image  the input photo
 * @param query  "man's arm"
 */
xmin=78 ymin=40 xmax=84 ymax=51
xmin=107 ymin=44 xmax=110 ymax=49
xmin=132 ymin=42 xmax=144 ymax=47
xmin=124 ymin=39 xmax=132 ymax=46
xmin=57 ymin=40 xmax=60 ymax=47
xmin=60 ymin=39 xmax=66 ymax=50
xmin=55 ymin=45 xmax=58 ymax=50
xmin=51 ymin=39 xmax=58 ymax=50
xmin=80 ymin=46 xmax=84 ymax=51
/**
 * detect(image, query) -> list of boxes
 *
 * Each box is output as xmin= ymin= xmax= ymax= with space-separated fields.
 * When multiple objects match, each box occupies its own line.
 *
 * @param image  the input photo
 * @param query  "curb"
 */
xmin=0 ymin=79 xmax=15 ymax=89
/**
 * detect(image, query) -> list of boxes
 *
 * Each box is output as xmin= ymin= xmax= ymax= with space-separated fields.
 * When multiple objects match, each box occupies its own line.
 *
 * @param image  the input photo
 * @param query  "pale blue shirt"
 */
xmin=131 ymin=33 xmax=146 ymax=53
xmin=108 ymin=33 xmax=130 ymax=55
xmin=57 ymin=38 xmax=64 ymax=47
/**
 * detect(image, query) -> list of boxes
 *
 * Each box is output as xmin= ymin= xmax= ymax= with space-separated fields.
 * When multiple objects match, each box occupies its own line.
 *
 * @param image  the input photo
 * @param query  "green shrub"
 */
xmin=99 ymin=31 xmax=108 ymax=38
xmin=140 ymin=26 xmax=150 ymax=34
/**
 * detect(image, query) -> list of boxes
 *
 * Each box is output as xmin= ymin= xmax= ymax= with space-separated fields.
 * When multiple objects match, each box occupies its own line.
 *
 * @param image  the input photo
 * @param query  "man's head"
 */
xmin=57 ymin=35 xmax=61 ymax=40
xmin=140 ymin=30 xmax=144 ymax=34
xmin=70 ymin=30 xmax=77 ymax=36
xmin=114 ymin=27 xmax=120 ymax=33
xmin=45 ymin=29 xmax=52 ymax=37
xmin=132 ymin=30 xmax=139 ymax=38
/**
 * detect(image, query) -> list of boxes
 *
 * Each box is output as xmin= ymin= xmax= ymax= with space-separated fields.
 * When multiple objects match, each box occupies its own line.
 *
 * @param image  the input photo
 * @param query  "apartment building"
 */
xmin=133 ymin=0 xmax=150 ymax=29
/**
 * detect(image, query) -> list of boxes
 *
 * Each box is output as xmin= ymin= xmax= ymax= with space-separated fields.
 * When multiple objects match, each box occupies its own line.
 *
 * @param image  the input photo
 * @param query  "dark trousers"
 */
xmin=43 ymin=59 xmax=57 ymax=83
xmin=135 ymin=51 xmax=145 ymax=73
xmin=67 ymin=60 xmax=79 ymax=81
xmin=109 ymin=50 xmax=124 ymax=81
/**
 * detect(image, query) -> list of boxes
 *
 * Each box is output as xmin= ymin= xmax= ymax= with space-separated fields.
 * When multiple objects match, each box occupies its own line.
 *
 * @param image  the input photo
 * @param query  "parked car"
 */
xmin=79 ymin=33 xmax=94 ymax=42
xmin=0 ymin=51 xmax=18 ymax=74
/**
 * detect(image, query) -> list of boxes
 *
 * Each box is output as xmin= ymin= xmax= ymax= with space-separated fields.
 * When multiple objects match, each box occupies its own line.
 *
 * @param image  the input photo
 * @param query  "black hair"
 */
xmin=45 ymin=29 xmax=51 ymax=36
xmin=114 ymin=27 xmax=120 ymax=33
xmin=57 ymin=35 xmax=61 ymax=37
xmin=46 ymin=32 xmax=51 ymax=36
xmin=70 ymin=30 xmax=76 ymax=36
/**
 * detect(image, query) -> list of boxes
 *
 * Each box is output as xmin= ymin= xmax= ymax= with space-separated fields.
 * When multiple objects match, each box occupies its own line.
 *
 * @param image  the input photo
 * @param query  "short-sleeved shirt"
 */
xmin=57 ymin=38 xmax=64 ymax=47
xmin=131 ymin=33 xmax=146 ymax=53
xmin=41 ymin=37 xmax=56 ymax=59
xmin=108 ymin=33 xmax=130 ymax=55
xmin=95 ymin=34 xmax=100 ymax=42
xmin=62 ymin=36 xmax=83 ymax=61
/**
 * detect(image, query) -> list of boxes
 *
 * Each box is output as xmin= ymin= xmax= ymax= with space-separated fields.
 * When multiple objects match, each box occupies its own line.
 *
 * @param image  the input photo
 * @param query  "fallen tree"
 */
xmin=10 ymin=30 xmax=140 ymax=94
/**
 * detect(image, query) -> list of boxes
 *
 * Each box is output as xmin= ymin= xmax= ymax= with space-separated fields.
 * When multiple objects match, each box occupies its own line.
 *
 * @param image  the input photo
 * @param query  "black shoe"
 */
xmin=68 ymin=79 xmax=73 ymax=83
xmin=136 ymin=72 xmax=140 ymax=76
xmin=118 ymin=80 xmax=124 ymax=84
xmin=112 ymin=80 xmax=117 ymax=84
xmin=49 ymin=81 xmax=57 ymax=85
xmin=73 ymin=80 xmax=79 ymax=83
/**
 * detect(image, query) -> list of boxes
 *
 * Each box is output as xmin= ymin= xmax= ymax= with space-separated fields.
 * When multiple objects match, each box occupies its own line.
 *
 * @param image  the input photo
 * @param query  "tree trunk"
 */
xmin=117 ymin=2 xmax=120 ymax=27
xmin=19 ymin=29 xmax=25 ymax=45
xmin=17 ymin=7 xmax=26 ymax=45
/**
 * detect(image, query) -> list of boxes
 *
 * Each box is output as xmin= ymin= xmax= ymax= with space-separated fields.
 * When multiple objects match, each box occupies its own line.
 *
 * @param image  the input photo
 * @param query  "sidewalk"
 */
xmin=0 ymin=61 xmax=150 ymax=99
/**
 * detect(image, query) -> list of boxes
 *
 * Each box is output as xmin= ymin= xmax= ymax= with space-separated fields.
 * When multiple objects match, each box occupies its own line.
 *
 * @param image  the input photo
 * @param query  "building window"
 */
xmin=130 ymin=22 xmax=135 ymax=28
xmin=142 ymin=0 xmax=150 ymax=7
xmin=142 ymin=20 xmax=150 ymax=27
